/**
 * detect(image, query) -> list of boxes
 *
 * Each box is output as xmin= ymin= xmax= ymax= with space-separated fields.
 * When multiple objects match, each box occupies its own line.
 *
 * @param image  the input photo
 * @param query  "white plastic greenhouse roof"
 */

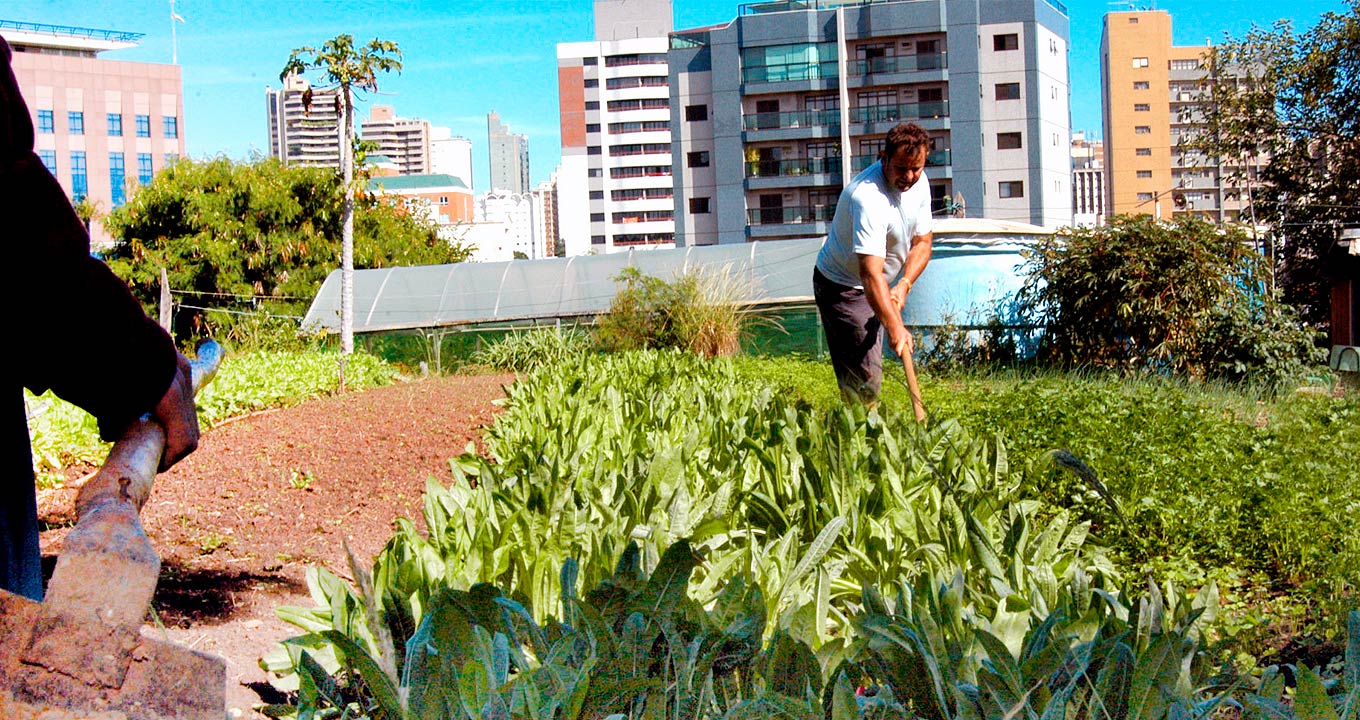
xmin=302 ymin=218 xmax=1051 ymax=334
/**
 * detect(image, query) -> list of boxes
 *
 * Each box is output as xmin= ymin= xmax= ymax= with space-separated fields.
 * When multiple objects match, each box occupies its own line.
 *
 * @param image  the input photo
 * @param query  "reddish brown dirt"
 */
xmin=36 ymin=372 xmax=514 ymax=718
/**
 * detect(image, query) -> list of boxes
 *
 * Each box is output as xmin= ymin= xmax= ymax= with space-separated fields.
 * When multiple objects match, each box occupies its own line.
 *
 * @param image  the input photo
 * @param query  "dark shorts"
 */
xmin=813 ymin=267 xmax=883 ymax=402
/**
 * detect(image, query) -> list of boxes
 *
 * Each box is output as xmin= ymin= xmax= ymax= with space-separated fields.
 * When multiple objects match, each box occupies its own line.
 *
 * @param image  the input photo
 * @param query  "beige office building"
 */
xmin=1101 ymin=10 xmax=1262 ymax=222
xmin=2 ymin=20 xmax=185 ymax=247
xmin=266 ymin=74 xmax=342 ymax=168
xmin=361 ymin=105 xmax=431 ymax=175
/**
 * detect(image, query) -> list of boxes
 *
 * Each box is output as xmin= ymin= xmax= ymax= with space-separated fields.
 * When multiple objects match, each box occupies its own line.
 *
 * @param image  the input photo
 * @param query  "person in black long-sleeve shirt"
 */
xmin=1 ymin=36 xmax=199 ymax=601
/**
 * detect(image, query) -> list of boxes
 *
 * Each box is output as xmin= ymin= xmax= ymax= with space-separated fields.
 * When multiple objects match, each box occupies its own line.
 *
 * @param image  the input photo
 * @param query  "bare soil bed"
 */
xmin=37 ymin=372 xmax=514 ymax=718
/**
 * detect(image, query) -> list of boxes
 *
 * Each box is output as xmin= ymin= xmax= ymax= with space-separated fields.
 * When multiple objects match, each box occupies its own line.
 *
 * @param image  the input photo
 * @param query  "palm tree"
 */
xmin=281 ymin=35 xmax=401 ymax=354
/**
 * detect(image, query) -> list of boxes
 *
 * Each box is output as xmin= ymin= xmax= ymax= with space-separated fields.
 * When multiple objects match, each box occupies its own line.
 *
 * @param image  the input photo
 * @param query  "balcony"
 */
xmin=745 ymin=204 xmax=836 ymax=225
xmin=851 ymin=149 xmax=951 ymax=170
xmin=849 ymin=101 xmax=949 ymax=124
xmin=743 ymin=107 xmax=842 ymax=132
xmin=742 ymin=61 xmax=840 ymax=85
xmin=847 ymin=53 xmax=948 ymax=75
xmin=745 ymin=156 xmax=841 ymax=178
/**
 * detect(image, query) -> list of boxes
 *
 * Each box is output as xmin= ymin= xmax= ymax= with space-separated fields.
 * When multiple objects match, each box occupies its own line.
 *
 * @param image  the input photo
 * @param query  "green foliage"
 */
xmin=469 ymin=326 xmax=595 ymax=372
xmin=102 ymin=156 xmax=469 ymax=341
xmin=24 ymin=349 xmax=397 ymax=475
xmin=1019 ymin=214 xmax=1319 ymax=387
xmin=594 ymin=267 xmax=763 ymax=357
xmin=1191 ymin=4 xmax=1360 ymax=330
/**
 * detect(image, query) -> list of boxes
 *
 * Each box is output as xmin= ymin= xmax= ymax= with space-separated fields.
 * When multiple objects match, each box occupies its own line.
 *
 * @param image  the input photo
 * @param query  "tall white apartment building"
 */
xmin=556 ymin=0 xmax=675 ymax=256
xmin=669 ymin=0 xmax=1072 ymax=245
xmin=487 ymin=111 xmax=529 ymax=194
xmin=266 ymin=74 xmax=342 ymax=168
xmin=475 ymin=190 xmax=545 ymax=259
xmin=360 ymin=104 xmax=430 ymax=175
xmin=2 ymin=20 xmax=185 ymax=247
xmin=430 ymin=126 xmax=474 ymax=190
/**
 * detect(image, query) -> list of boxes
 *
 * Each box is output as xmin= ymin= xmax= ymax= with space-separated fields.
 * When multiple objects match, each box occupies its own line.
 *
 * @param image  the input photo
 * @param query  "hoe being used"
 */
xmin=0 ymin=342 xmax=227 ymax=720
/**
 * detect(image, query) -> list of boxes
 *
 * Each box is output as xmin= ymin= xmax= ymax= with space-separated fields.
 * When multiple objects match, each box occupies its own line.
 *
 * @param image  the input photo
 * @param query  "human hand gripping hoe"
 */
xmin=0 ymin=342 xmax=226 ymax=720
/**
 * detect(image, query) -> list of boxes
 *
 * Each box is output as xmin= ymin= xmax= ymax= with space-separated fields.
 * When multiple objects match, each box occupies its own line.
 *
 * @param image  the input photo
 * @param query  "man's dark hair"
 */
xmin=882 ymin=122 xmax=930 ymax=160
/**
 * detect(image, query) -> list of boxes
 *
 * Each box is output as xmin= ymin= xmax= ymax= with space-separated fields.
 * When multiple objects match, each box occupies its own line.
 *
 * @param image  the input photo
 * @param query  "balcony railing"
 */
xmin=745 ymin=156 xmax=841 ymax=178
xmin=849 ymin=101 xmax=949 ymax=123
xmin=743 ymin=107 xmax=842 ymax=131
xmin=847 ymin=53 xmax=947 ymax=75
xmin=851 ymin=149 xmax=951 ymax=170
xmin=746 ymin=205 xmax=836 ymax=225
xmin=742 ymin=61 xmax=840 ymax=84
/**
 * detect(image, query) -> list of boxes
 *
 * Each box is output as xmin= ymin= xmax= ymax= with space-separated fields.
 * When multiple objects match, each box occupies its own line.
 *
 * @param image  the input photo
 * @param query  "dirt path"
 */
xmin=37 ymin=372 xmax=514 ymax=718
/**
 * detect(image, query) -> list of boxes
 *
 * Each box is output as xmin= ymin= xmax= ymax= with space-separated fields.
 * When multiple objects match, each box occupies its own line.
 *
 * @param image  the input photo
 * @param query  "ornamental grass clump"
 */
xmin=593 ymin=266 xmax=763 ymax=358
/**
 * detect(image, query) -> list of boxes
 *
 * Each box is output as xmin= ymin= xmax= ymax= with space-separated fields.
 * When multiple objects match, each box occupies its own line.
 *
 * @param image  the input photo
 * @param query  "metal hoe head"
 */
xmin=0 ymin=342 xmax=227 ymax=720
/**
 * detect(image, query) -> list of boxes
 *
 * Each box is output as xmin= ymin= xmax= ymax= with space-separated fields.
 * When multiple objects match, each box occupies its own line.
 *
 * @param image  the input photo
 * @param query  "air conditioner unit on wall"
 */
xmin=1331 ymin=345 xmax=1360 ymax=373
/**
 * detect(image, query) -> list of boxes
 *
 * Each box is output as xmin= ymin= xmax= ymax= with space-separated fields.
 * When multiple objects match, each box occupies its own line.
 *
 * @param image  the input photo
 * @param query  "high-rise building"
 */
xmin=360 ymin=104 xmax=431 ymax=175
xmin=487 ymin=111 xmax=529 ymax=194
xmin=430 ymin=127 xmax=474 ymax=191
xmin=556 ymin=0 xmax=675 ymax=256
xmin=265 ymin=74 xmax=342 ymax=168
xmin=669 ymin=0 xmax=1072 ymax=246
xmin=1100 ymin=10 xmax=1263 ymax=222
xmin=2 ymin=20 xmax=185 ymax=247
xmin=1071 ymin=130 xmax=1105 ymax=226
xmin=533 ymin=174 xmax=561 ymax=257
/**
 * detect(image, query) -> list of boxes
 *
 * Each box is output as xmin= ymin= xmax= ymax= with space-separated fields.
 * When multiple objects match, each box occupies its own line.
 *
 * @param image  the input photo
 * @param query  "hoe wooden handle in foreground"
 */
xmin=901 ymin=349 xmax=927 ymax=423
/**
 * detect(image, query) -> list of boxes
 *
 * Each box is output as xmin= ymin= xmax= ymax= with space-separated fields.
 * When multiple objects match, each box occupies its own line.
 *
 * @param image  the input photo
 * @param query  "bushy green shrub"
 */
xmin=469 ymin=326 xmax=594 ymax=372
xmin=593 ymin=267 xmax=760 ymax=357
xmin=1019 ymin=215 xmax=1320 ymax=388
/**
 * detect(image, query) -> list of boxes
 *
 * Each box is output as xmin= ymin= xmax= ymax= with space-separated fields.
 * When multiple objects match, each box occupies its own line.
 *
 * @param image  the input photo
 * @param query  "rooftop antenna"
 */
xmin=169 ymin=0 xmax=185 ymax=64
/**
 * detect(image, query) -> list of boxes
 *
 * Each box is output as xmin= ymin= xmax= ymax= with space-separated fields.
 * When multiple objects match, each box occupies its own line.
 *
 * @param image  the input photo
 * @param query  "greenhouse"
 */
xmin=302 ymin=218 xmax=1053 ymax=368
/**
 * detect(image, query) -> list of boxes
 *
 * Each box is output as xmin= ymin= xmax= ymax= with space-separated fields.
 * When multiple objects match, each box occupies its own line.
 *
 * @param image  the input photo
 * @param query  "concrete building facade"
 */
xmin=430 ymin=127 xmax=474 ymax=190
xmin=1071 ymin=129 xmax=1104 ymax=226
xmin=556 ymin=0 xmax=676 ymax=256
xmin=1100 ymin=10 xmax=1263 ymax=223
xmin=367 ymin=173 xmax=475 ymax=226
xmin=266 ymin=74 xmax=342 ymax=168
xmin=360 ymin=105 xmax=431 ymax=175
xmin=668 ymin=0 xmax=1072 ymax=247
xmin=2 ymin=20 xmax=185 ymax=247
xmin=487 ymin=111 xmax=529 ymax=194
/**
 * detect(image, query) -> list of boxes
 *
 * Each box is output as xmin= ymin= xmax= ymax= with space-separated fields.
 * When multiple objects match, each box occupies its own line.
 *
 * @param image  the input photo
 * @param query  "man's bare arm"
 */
xmin=859 ymin=253 xmax=912 ymax=357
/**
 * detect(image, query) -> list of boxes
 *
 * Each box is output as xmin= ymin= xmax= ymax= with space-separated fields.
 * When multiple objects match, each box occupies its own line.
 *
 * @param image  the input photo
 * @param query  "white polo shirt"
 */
xmin=815 ymin=160 xmax=933 ymax=289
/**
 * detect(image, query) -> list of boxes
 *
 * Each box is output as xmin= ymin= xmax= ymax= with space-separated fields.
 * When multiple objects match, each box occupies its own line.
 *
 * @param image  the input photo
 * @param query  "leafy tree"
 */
xmin=1191 ymin=3 xmax=1360 ymax=332
xmin=1018 ymin=214 xmax=1318 ymax=386
xmin=282 ymin=34 xmax=402 ymax=354
xmin=103 ymin=156 xmax=470 ymax=342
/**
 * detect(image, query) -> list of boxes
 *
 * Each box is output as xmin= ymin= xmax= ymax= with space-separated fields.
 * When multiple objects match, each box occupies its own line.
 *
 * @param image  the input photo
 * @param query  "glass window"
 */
xmin=993 ymin=34 xmax=1019 ymax=51
xmin=686 ymin=150 xmax=710 ymax=168
xmin=584 ymin=78 xmax=598 ymax=88
xmin=1137 ymin=170 xmax=1153 ymax=178
xmin=137 ymin=152 xmax=153 ymax=184
xmin=1137 ymin=192 xmax=1154 ymax=201
xmin=109 ymin=152 xmax=126 ymax=206
xmin=685 ymin=104 xmax=708 ymax=121
xmin=1133 ymin=81 xmax=1150 ymax=90
xmin=995 ymin=83 xmax=1021 ymax=101
xmin=70 ymin=151 xmax=88 ymax=201
xmin=1135 ymin=126 xmax=1151 ymax=134
xmin=689 ymin=197 xmax=710 ymax=214
xmin=586 ymin=123 xmax=600 ymax=132
xmin=583 ymin=57 xmax=597 ymax=66
xmin=68 ymin=111 xmax=85 ymax=135
xmin=38 ymin=149 xmax=57 ymax=175
xmin=107 ymin=113 xmax=123 ymax=136
xmin=163 ymin=116 xmax=179 ymax=139
xmin=1132 ymin=57 xmax=1149 ymax=68
xmin=136 ymin=114 xmax=151 ymax=137
xmin=590 ymin=212 xmax=605 ymax=222
xmin=998 ymin=180 xmax=1024 ymax=198
xmin=1136 ymin=147 xmax=1152 ymax=156
xmin=584 ymin=101 xmax=599 ymax=111
xmin=741 ymin=42 xmax=837 ymax=83
xmin=37 ymin=109 xmax=54 ymax=133
xmin=1134 ymin=103 xmax=1150 ymax=112
xmin=997 ymin=132 xmax=1022 ymax=150
xmin=589 ymin=190 xmax=604 ymax=200
xmin=1170 ymin=59 xmax=1201 ymax=70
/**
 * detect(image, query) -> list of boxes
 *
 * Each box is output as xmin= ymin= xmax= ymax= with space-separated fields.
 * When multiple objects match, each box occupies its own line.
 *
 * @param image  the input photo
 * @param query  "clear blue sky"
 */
xmin=7 ymin=0 xmax=1348 ymax=191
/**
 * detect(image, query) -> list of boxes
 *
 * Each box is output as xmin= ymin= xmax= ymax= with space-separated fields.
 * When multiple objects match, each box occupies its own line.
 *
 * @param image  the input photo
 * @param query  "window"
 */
xmin=70 ymin=151 xmax=87 ymax=202
xmin=583 ymin=57 xmax=597 ymax=66
xmin=109 ymin=152 xmax=126 ymax=206
xmin=68 ymin=111 xmax=84 ymax=135
xmin=1134 ymin=103 xmax=1150 ymax=112
xmin=590 ymin=213 xmax=605 ymax=222
xmin=605 ymin=76 xmax=667 ymax=90
xmin=37 ymin=110 xmax=54 ymax=133
xmin=584 ymin=78 xmax=598 ymax=88
xmin=1132 ymin=57 xmax=1149 ymax=68
xmin=588 ymin=146 xmax=602 ymax=155
xmin=588 ymin=168 xmax=603 ymax=178
xmin=589 ymin=190 xmax=604 ymax=200
xmin=995 ymin=83 xmax=1021 ymax=101
xmin=1170 ymin=59 xmax=1200 ymax=70
xmin=686 ymin=150 xmax=710 ymax=168
xmin=998 ymin=180 xmax=1024 ymax=198
xmin=38 ymin=149 xmax=56 ymax=175
xmin=135 ymin=114 xmax=151 ymax=137
xmin=1136 ymin=147 xmax=1152 ymax=156
xmin=584 ymin=101 xmax=599 ymax=111
xmin=685 ymin=104 xmax=708 ymax=121
xmin=606 ymin=98 xmax=668 ymax=112
xmin=438 ymin=195 xmax=448 ymax=204
xmin=586 ymin=123 xmax=600 ymax=132
xmin=1137 ymin=192 xmax=1154 ymax=201
xmin=1137 ymin=170 xmax=1153 ymax=178
xmin=1133 ymin=81 xmax=1150 ymax=90
xmin=137 ymin=153 xmax=153 ymax=184
xmin=1134 ymin=125 xmax=1151 ymax=134
xmin=689 ymin=197 xmax=710 ymax=214
xmin=997 ymin=132 xmax=1022 ymax=149
xmin=591 ymin=235 xmax=605 ymax=244
xmin=163 ymin=116 xmax=178 ymax=139
xmin=993 ymin=33 xmax=1018 ymax=51
xmin=107 ymin=113 xmax=123 ymax=136
xmin=1129 ymin=16 xmax=1139 ymax=23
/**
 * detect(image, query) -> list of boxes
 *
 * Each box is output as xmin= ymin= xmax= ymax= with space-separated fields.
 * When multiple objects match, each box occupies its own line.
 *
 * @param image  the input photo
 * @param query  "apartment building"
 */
xmin=430 ymin=127 xmax=474 ymax=190
xmin=2 ymin=19 xmax=185 ymax=247
xmin=1101 ymin=10 xmax=1263 ymax=222
xmin=556 ymin=0 xmax=676 ymax=256
xmin=487 ymin=111 xmax=529 ymax=194
xmin=669 ymin=0 xmax=1072 ymax=246
xmin=534 ymin=174 xmax=561 ymax=257
xmin=1071 ymin=130 xmax=1105 ymax=226
xmin=360 ymin=105 xmax=431 ymax=175
xmin=265 ymin=74 xmax=342 ymax=168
